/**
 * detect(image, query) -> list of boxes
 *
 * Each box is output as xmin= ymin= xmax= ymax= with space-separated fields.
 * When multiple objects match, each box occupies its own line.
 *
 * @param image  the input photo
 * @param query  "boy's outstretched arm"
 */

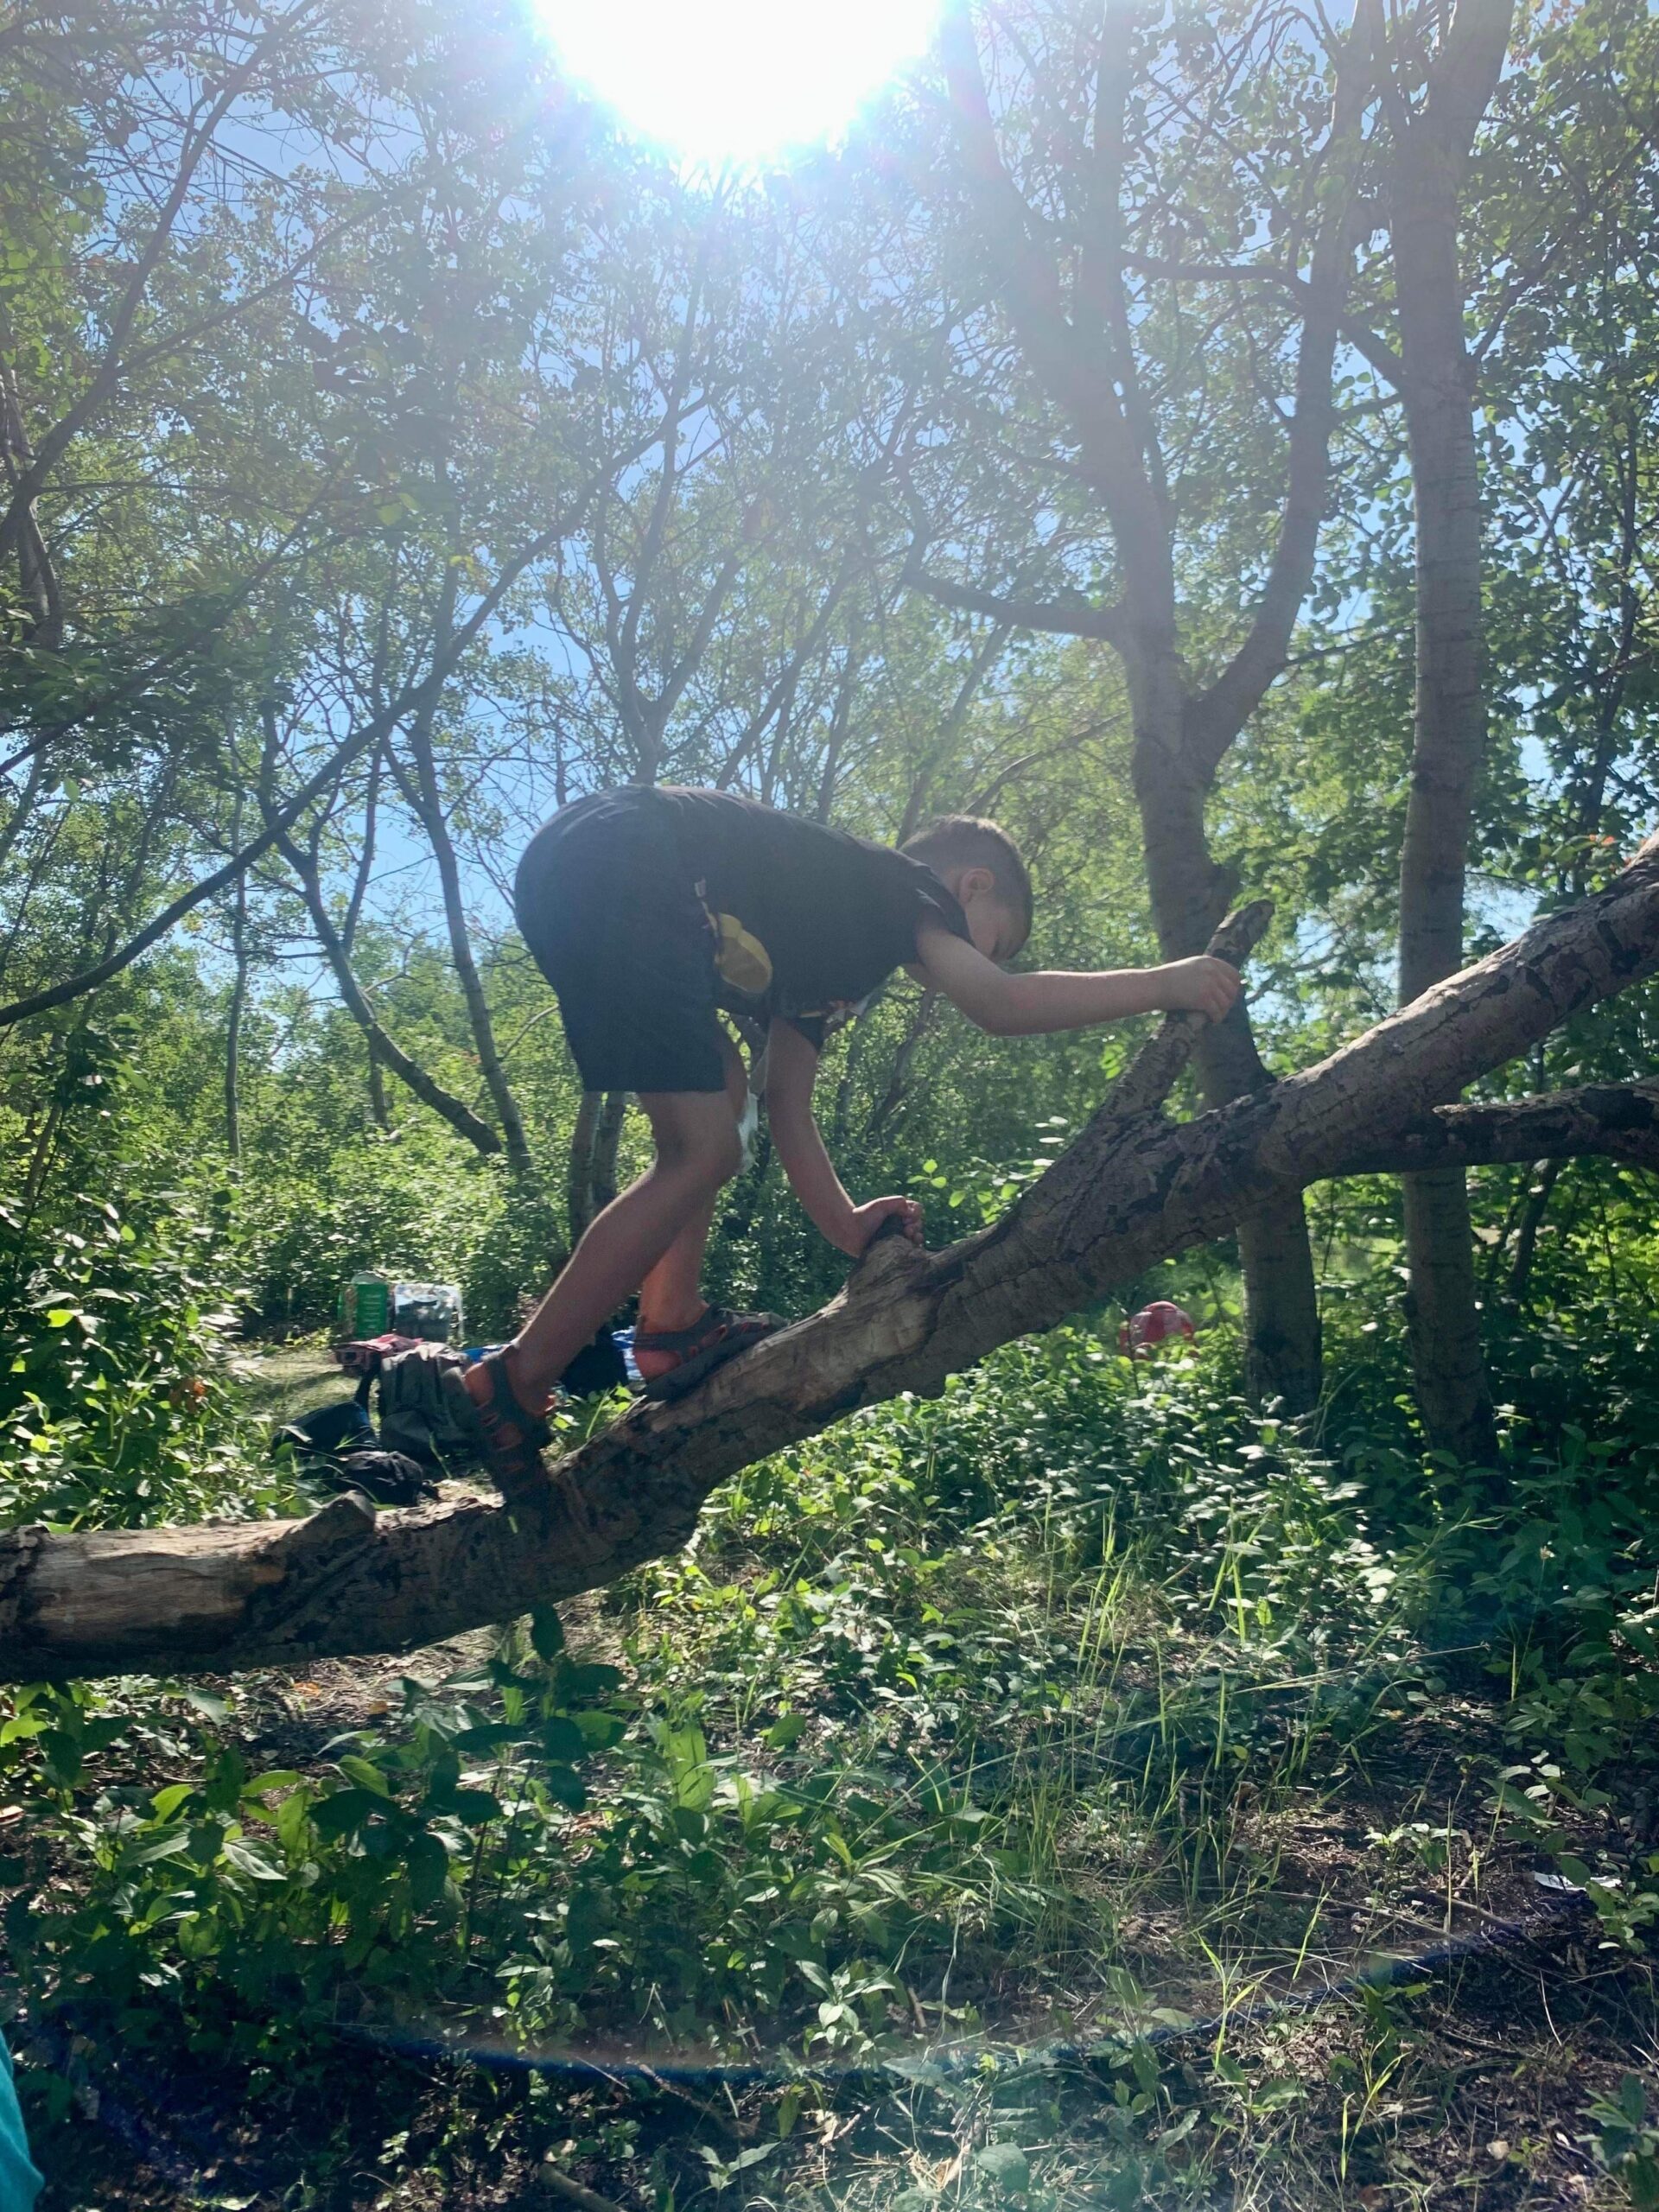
xmin=765 ymin=1018 xmax=924 ymax=1254
xmin=912 ymin=921 xmax=1241 ymax=1034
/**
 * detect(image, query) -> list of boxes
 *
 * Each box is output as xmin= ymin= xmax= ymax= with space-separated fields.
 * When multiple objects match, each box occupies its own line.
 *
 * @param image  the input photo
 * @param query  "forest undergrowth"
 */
xmin=4 ymin=1256 xmax=1658 ymax=2212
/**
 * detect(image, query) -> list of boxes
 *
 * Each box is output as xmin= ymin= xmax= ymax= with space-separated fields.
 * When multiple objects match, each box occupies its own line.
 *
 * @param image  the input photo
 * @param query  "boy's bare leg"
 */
xmin=467 ymin=1086 xmax=741 ymax=1414
xmin=633 ymin=1035 xmax=748 ymax=1370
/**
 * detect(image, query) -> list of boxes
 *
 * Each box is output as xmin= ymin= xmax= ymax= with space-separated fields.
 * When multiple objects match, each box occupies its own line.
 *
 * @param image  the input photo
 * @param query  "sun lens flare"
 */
xmin=531 ymin=0 xmax=943 ymax=163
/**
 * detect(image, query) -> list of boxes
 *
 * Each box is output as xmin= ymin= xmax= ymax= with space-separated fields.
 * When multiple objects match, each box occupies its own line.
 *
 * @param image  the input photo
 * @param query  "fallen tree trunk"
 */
xmin=5 ymin=844 xmax=1659 ymax=1684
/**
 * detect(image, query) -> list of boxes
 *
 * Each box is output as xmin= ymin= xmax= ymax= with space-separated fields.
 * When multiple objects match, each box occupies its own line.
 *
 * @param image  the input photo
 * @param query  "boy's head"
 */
xmin=901 ymin=815 xmax=1032 ymax=963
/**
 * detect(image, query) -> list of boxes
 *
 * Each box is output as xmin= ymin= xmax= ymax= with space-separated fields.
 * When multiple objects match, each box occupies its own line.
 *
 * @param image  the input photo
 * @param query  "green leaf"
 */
xmin=337 ymin=1754 xmax=392 ymax=1796
xmin=311 ymin=1788 xmax=385 ymax=1839
xmin=241 ymin=1770 xmax=303 ymax=1802
xmin=402 ymin=1827 xmax=450 ymax=1905
xmin=276 ymin=1789 xmax=314 ymax=1853
xmin=222 ymin=1836 xmax=285 ymax=1882
xmin=540 ymin=1716 xmax=585 ymax=1764
xmin=529 ymin=1605 xmax=565 ymax=1661
xmin=124 ymin=1828 xmax=194 ymax=1868
xmin=150 ymin=1783 xmax=195 ymax=1819
xmin=974 ymin=2143 xmax=1031 ymax=2195
xmin=559 ymin=1661 xmax=623 ymax=1701
xmin=454 ymin=1723 xmax=524 ymax=1754
xmin=541 ymin=1764 xmax=586 ymax=1811
xmin=444 ymin=1786 xmax=504 ymax=1824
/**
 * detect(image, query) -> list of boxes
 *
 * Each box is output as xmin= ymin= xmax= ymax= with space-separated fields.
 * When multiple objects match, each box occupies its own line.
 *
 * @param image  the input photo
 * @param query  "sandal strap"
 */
xmin=473 ymin=1348 xmax=553 ymax=1440
xmin=440 ymin=1354 xmax=552 ymax=1508
xmin=632 ymin=1306 xmax=743 ymax=1358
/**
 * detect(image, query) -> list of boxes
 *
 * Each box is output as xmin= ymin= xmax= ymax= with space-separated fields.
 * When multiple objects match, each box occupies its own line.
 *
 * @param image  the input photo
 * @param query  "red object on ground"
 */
xmin=1117 ymin=1300 xmax=1197 ymax=1357
xmin=333 ymin=1333 xmax=425 ymax=1377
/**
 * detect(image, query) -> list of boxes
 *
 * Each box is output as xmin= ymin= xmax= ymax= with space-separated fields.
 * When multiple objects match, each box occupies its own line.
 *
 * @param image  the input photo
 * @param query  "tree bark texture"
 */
xmin=931 ymin=2 xmax=1380 ymax=1412
xmin=6 ymin=842 xmax=1659 ymax=1685
xmin=1389 ymin=0 xmax=1516 ymax=1462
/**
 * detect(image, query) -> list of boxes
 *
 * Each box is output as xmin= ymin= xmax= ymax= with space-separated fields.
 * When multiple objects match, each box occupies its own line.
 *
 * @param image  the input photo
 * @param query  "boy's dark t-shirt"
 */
xmin=651 ymin=785 xmax=970 ymax=1046
xmin=514 ymin=786 xmax=972 ymax=1090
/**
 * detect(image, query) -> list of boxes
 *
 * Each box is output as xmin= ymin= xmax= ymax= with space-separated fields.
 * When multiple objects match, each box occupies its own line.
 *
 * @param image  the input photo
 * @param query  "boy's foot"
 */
xmin=442 ymin=1349 xmax=556 ymax=1510
xmin=634 ymin=1306 xmax=785 ymax=1402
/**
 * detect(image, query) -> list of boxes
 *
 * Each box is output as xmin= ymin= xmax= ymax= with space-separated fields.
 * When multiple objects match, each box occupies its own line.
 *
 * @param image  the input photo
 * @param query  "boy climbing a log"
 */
xmin=453 ymin=785 xmax=1239 ymax=1505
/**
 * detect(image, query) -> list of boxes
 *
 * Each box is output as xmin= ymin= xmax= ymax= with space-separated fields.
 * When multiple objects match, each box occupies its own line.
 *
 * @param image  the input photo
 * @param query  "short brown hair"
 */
xmin=901 ymin=814 xmax=1033 ymax=945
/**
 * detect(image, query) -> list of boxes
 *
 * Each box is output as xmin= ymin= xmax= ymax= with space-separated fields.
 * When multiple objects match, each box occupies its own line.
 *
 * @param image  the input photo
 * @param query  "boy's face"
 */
xmin=956 ymin=868 xmax=1027 ymax=965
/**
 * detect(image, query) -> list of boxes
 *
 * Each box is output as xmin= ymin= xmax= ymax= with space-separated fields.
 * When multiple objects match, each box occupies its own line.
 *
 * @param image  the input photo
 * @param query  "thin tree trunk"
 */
xmin=1506 ymin=1158 xmax=1561 ymax=1306
xmin=1388 ymin=0 xmax=1514 ymax=1463
xmin=866 ymin=992 xmax=938 ymax=1140
xmin=0 ymin=747 xmax=49 ymax=876
xmin=1135 ymin=745 xmax=1323 ymax=1410
xmin=565 ymin=1092 xmax=626 ymax=1241
xmin=592 ymin=1091 xmax=628 ymax=1215
xmin=0 ymin=312 xmax=65 ymax=649
xmin=366 ymin=1037 xmax=391 ymax=1131
xmin=567 ymin=1091 xmax=602 ymax=1242
xmin=394 ymin=572 xmax=534 ymax=1178
xmin=225 ymin=813 xmax=248 ymax=1161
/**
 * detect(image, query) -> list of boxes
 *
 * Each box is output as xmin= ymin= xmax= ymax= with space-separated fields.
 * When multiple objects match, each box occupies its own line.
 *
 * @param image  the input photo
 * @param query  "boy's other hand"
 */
xmin=842 ymin=1195 xmax=924 ymax=1255
xmin=1158 ymin=955 xmax=1241 ymax=1023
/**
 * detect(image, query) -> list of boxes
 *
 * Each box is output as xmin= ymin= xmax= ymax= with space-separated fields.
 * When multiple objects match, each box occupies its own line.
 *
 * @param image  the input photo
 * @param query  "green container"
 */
xmin=340 ymin=1273 xmax=391 ymax=1338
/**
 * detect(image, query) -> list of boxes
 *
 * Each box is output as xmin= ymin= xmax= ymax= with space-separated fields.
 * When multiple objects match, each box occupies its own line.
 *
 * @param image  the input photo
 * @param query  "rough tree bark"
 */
xmin=925 ymin=0 xmax=1378 ymax=1412
xmin=1384 ymin=0 xmax=1515 ymax=1461
xmin=6 ymin=837 xmax=1659 ymax=1685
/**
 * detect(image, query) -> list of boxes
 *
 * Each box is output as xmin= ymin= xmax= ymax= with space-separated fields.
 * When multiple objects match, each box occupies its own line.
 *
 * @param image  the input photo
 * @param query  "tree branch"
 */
xmin=906 ymin=563 xmax=1127 ymax=645
xmin=937 ymin=5 xmax=1172 ymax=613
xmin=1344 ymin=1078 xmax=1659 ymax=1178
xmin=1182 ymin=0 xmax=1377 ymax=778
xmin=0 ymin=6 xmax=320 ymax=558
xmin=1120 ymin=254 xmax=1407 ymax=390
xmin=0 ymin=500 xmax=574 ymax=1029
xmin=267 ymin=790 xmax=504 ymax=1160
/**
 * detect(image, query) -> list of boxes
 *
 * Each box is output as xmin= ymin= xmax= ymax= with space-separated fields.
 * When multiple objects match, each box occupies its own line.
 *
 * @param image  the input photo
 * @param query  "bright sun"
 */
xmin=531 ymin=0 xmax=944 ymax=164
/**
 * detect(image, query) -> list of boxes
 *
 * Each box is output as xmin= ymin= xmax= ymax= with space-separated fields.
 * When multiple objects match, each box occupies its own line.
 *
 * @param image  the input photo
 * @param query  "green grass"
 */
xmin=10 ymin=1329 xmax=1659 ymax=2209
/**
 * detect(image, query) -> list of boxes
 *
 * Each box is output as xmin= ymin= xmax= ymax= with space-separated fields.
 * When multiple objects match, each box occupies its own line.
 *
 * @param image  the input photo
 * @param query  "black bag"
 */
xmin=276 ymin=1398 xmax=373 ymax=1459
xmin=275 ymin=1388 xmax=440 ymax=1506
xmin=324 ymin=1447 xmax=435 ymax=1508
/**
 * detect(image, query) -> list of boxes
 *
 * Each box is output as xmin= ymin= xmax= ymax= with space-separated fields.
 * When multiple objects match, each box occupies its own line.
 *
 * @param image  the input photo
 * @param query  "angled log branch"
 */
xmin=3 ymin=842 xmax=1658 ymax=1684
xmin=1347 ymin=1077 xmax=1659 ymax=1178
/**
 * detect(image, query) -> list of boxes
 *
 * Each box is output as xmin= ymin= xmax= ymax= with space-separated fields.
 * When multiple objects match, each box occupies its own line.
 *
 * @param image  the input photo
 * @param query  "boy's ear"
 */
xmin=957 ymin=864 xmax=998 ymax=903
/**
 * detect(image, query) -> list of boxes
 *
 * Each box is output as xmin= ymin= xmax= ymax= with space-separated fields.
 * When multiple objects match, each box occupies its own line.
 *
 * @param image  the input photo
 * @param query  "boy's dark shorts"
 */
xmin=513 ymin=788 xmax=728 ymax=1094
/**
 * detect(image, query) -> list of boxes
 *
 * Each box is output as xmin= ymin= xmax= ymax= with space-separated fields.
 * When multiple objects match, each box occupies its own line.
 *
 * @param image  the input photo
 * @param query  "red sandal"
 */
xmin=634 ymin=1306 xmax=785 ymax=1402
xmin=440 ymin=1350 xmax=555 ymax=1510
